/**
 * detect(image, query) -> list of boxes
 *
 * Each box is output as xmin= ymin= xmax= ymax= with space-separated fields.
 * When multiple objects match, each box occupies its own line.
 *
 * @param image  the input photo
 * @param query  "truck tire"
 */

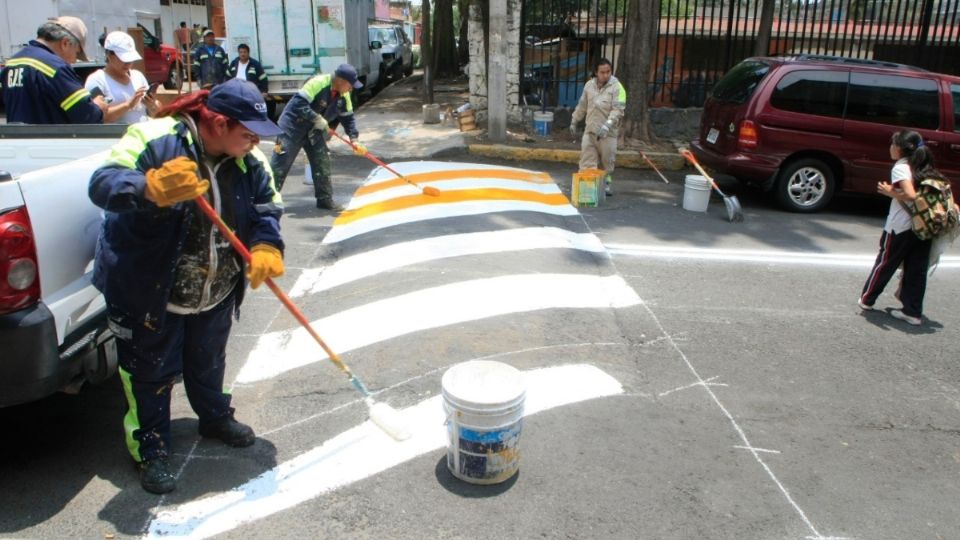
xmin=403 ymin=61 xmax=413 ymax=77
xmin=164 ymin=65 xmax=183 ymax=91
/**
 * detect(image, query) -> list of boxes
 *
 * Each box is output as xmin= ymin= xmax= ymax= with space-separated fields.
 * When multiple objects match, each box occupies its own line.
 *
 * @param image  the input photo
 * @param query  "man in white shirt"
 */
xmin=228 ymin=44 xmax=267 ymax=95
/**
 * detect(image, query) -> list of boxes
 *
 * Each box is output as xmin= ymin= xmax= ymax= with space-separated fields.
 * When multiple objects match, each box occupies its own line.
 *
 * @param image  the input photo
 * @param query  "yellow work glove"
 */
xmin=144 ymin=156 xmax=209 ymax=207
xmin=351 ymin=140 xmax=367 ymax=157
xmin=247 ymin=243 xmax=284 ymax=289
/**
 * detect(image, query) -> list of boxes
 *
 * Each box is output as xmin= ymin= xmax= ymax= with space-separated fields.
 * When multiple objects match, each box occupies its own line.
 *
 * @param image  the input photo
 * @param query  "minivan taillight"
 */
xmin=738 ymin=120 xmax=758 ymax=150
xmin=0 ymin=207 xmax=40 ymax=315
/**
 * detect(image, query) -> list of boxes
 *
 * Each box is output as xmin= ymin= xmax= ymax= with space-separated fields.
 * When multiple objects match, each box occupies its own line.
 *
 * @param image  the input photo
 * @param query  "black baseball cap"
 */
xmin=207 ymin=79 xmax=282 ymax=137
xmin=334 ymin=63 xmax=363 ymax=90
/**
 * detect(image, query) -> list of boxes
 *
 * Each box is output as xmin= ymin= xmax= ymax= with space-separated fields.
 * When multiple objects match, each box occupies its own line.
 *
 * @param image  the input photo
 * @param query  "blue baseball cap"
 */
xmin=334 ymin=63 xmax=363 ymax=90
xmin=206 ymin=79 xmax=282 ymax=137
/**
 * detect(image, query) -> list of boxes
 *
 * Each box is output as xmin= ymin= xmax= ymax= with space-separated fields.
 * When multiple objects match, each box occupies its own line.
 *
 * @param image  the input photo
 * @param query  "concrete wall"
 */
xmin=649 ymin=107 xmax=703 ymax=144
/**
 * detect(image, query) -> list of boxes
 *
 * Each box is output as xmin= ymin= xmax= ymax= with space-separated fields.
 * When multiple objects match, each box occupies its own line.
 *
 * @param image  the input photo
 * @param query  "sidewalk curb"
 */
xmin=467 ymin=144 xmax=685 ymax=171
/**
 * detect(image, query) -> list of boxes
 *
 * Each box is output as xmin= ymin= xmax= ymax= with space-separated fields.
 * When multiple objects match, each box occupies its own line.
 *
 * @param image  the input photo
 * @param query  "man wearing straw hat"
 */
xmin=1 ymin=16 xmax=108 ymax=124
xmin=570 ymin=58 xmax=627 ymax=196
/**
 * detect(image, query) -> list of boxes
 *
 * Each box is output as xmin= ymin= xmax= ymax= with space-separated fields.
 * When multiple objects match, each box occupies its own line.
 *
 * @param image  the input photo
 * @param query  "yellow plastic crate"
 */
xmin=571 ymin=168 xmax=605 ymax=208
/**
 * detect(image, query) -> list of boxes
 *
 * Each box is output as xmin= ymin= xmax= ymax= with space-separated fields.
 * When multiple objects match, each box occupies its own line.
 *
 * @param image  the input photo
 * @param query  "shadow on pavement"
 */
xmin=433 ymin=455 xmax=519 ymax=497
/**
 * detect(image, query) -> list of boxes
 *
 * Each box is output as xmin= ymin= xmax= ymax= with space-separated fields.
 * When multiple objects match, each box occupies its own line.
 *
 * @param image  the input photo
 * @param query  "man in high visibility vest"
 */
xmin=571 ymin=58 xmax=627 ymax=196
xmin=269 ymin=63 xmax=367 ymax=211
xmin=1 ymin=16 xmax=108 ymax=124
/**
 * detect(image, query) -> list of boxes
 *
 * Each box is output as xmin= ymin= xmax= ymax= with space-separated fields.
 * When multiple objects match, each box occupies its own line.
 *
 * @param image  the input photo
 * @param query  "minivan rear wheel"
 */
xmin=775 ymin=158 xmax=835 ymax=212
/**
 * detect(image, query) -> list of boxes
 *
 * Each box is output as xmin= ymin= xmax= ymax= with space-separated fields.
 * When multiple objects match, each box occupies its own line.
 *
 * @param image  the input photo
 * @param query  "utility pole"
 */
xmin=487 ymin=0 xmax=506 ymax=142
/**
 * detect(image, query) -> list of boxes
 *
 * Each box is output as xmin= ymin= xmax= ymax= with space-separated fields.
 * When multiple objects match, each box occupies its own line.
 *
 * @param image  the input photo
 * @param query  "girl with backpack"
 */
xmin=858 ymin=130 xmax=942 ymax=326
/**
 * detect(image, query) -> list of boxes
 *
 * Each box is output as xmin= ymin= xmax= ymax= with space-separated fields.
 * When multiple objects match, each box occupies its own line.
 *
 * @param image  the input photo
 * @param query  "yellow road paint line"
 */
xmin=334 ymin=188 xmax=570 ymax=226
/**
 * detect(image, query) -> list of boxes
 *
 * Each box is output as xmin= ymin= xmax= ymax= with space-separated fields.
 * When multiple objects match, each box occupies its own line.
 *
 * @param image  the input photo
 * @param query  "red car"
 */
xmin=691 ymin=55 xmax=960 ymax=212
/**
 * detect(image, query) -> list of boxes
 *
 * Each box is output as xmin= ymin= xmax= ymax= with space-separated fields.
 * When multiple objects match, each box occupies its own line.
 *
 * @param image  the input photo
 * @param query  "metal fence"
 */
xmin=519 ymin=0 xmax=960 ymax=108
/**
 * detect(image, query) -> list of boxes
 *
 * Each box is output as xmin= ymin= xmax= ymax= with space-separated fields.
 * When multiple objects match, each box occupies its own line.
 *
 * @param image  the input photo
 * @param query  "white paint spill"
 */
xmin=145 ymin=364 xmax=624 ymax=540
xmin=290 ymin=228 xmax=606 ymax=297
xmin=606 ymin=243 xmax=960 ymax=269
xmin=237 ymin=274 xmax=640 ymax=384
xmin=349 ymin=178 xmax=562 ymax=209
xmin=323 ymin=200 xmax=579 ymax=244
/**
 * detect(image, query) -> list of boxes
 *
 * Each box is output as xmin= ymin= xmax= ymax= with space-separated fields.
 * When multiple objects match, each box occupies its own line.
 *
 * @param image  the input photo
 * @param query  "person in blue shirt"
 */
xmin=1 ymin=16 xmax=108 ymax=124
xmin=190 ymin=29 xmax=230 ymax=89
xmin=269 ymin=63 xmax=367 ymax=210
xmin=228 ymin=44 xmax=268 ymax=94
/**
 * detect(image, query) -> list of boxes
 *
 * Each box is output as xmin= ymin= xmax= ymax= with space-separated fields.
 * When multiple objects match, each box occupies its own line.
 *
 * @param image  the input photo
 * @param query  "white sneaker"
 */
xmin=890 ymin=309 xmax=922 ymax=326
xmin=857 ymin=298 xmax=874 ymax=311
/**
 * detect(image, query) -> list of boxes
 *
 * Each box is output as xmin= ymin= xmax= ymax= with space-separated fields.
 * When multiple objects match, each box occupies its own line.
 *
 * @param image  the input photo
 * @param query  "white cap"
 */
xmin=104 ymin=31 xmax=142 ymax=63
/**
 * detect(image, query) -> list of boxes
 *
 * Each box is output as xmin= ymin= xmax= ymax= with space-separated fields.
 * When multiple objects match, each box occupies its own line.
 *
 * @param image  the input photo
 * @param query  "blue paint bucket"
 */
xmin=533 ymin=111 xmax=553 ymax=136
xmin=442 ymin=360 xmax=526 ymax=484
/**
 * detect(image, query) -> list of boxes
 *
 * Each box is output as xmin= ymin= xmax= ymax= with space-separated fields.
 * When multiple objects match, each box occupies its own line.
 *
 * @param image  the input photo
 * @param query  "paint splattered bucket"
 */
xmin=682 ymin=174 xmax=711 ymax=212
xmin=571 ymin=168 xmax=604 ymax=208
xmin=533 ymin=111 xmax=554 ymax=136
xmin=442 ymin=360 xmax=526 ymax=485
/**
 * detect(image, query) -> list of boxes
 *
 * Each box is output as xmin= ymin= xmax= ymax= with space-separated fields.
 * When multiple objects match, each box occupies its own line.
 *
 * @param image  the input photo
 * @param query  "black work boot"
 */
xmin=139 ymin=458 xmax=176 ymax=494
xmin=199 ymin=414 xmax=256 ymax=447
xmin=316 ymin=198 xmax=344 ymax=211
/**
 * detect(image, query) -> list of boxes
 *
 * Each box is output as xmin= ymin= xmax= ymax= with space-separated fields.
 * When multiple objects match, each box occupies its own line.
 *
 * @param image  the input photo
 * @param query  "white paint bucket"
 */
xmin=442 ymin=360 xmax=526 ymax=485
xmin=682 ymin=174 xmax=711 ymax=212
xmin=422 ymin=103 xmax=441 ymax=124
xmin=533 ymin=111 xmax=553 ymax=136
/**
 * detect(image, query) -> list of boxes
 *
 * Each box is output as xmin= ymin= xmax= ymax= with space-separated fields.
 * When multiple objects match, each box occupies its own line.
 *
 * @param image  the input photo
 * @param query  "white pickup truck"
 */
xmin=0 ymin=124 xmax=124 ymax=407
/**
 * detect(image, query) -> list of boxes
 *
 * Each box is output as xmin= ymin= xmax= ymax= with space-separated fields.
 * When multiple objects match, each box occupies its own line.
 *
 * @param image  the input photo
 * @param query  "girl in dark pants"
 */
xmin=89 ymin=79 xmax=285 ymax=494
xmin=859 ymin=130 xmax=938 ymax=326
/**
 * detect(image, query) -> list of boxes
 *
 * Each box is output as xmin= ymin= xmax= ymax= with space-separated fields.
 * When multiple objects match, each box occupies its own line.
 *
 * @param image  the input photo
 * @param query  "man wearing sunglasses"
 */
xmin=1 ymin=16 xmax=108 ymax=124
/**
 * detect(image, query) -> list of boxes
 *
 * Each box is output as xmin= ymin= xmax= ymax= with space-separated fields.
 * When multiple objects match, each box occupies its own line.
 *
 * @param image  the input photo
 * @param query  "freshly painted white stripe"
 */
xmin=606 ymin=243 xmax=960 ymax=269
xmin=362 ymin=161 xmax=543 ymax=186
xmin=324 ymin=200 xmax=579 ymax=244
xmin=146 ymin=364 xmax=624 ymax=540
xmin=349 ymin=178 xmax=562 ymax=209
xmin=290 ymin=228 xmax=606 ymax=297
xmin=236 ymin=274 xmax=640 ymax=384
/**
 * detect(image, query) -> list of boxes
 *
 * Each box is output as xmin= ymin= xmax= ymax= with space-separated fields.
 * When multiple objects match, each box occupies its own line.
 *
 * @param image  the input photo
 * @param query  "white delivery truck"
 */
xmin=223 ymin=0 xmax=383 ymax=109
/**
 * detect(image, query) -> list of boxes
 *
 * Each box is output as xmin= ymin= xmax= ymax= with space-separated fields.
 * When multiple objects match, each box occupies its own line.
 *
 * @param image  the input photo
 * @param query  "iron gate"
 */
xmin=519 ymin=0 xmax=960 ymax=108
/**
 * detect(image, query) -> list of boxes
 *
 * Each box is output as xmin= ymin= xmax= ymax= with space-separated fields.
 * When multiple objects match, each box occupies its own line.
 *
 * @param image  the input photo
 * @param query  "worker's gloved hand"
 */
xmin=312 ymin=115 xmax=331 ymax=139
xmin=569 ymin=123 xmax=578 ymax=137
xmin=144 ymin=156 xmax=209 ymax=207
xmin=247 ymin=243 xmax=284 ymax=289
xmin=351 ymin=140 xmax=367 ymax=157
xmin=596 ymin=121 xmax=612 ymax=139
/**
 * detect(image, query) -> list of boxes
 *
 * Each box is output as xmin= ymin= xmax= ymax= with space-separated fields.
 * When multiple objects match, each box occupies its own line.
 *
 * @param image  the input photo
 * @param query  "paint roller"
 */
xmin=327 ymin=129 xmax=442 ymax=197
xmin=193 ymin=195 xmax=411 ymax=441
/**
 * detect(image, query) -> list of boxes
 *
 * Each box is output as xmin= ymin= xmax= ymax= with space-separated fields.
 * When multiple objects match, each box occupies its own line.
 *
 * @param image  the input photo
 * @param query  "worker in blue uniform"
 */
xmin=190 ymin=29 xmax=230 ymax=89
xmin=269 ymin=63 xmax=367 ymax=210
xmin=1 ymin=16 xmax=108 ymax=124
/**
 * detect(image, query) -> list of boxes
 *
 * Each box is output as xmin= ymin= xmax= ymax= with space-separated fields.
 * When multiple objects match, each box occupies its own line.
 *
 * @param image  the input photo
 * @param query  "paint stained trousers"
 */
xmin=112 ymin=295 xmax=236 ymax=462
xmin=579 ymin=133 xmax=618 ymax=180
xmin=269 ymin=115 xmax=333 ymax=203
xmin=860 ymin=229 xmax=931 ymax=317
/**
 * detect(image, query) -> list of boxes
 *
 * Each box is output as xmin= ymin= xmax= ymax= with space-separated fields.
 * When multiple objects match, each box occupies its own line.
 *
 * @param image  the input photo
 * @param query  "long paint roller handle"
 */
xmin=327 ymin=129 xmax=441 ymax=197
xmin=192 ymin=195 xmax=357 ymax=381
xmin=680 ymin=149 xmax=720 ymax=190
xmin=640 ymin=150 xmax=670 ymax=184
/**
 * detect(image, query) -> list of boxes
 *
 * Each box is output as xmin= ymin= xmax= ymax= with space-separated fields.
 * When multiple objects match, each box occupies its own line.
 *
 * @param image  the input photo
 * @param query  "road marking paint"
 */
xmin=236 ymin=274 xmax=641 ymax=384
xmin=606 ymin=243 xmax=960 ymax=269
xmin=334 ymin=188 xmax=570 ymax=226
xmin=290 ymin=228 xmax=606 ymax=297
xmin=358 ymin=166 xmax=551 ymax=192
xmin=658 ymin=376 xmax=728 ymax=397
xmin=323 ymin=200 xmax=580 ymax=244
xmin=146 ymin=364 xmax=624 ymax=540
xmin=349 ymin=178 xmax=563 ymax=209
xmin=733 ymin=445 xmax=782 ymax=454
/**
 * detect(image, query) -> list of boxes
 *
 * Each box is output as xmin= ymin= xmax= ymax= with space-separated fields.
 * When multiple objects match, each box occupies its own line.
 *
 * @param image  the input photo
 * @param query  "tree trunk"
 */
xmin=754 ymin=0 xmax=776 ymax=56
xmin=423 ymin=0 xmax=434 ymax=104
xmin=433 ymin=0 xmax=459 ymax=76
xmin=458 ymin=0 xmax=470 ymax=67
xmin=617 ymin=0 xmax=658 ymax=143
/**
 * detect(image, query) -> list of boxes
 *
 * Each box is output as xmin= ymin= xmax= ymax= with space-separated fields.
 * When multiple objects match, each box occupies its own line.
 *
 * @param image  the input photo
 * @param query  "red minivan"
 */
xmin=691 ymin=55 xmax=960 ymax=212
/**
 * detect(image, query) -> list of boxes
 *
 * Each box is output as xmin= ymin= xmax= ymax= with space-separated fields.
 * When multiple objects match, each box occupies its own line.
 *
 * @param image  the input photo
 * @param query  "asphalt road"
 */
xmin=1 ymin=150 xmax=958 ymax=540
